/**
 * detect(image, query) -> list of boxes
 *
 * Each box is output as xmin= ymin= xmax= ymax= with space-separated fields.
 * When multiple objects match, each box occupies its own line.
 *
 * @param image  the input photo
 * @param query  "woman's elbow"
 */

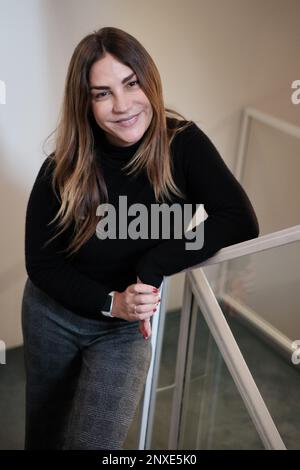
xmin=242 ymin=212 xmax=260 ymax=241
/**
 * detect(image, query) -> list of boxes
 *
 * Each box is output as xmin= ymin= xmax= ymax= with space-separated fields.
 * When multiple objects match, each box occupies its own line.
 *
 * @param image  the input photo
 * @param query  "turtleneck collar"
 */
xmin=93 ymin=124 xmax=145 ymax=164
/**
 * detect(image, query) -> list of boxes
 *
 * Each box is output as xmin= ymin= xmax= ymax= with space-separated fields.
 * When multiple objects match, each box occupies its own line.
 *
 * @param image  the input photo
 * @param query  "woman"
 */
xmin=22 ymin=26 xmax=259 ymax=450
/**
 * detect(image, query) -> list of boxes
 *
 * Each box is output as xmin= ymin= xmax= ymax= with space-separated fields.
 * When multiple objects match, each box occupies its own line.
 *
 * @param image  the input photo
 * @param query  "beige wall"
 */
xmin=1 ymin=0 xmax=300 ymax=347
xmin=243 ymin=119 xmax=300 ymax=235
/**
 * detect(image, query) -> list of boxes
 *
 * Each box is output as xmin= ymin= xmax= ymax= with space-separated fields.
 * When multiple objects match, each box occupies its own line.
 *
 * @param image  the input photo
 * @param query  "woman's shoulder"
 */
xmin=167 ymin=115 xmax=194 ymax=131
xmin=167 ymin=117 xmax=205 ymax=148
xmin=31 ymin=154 xmax=59 ymax=199
xmin=168 ymin=115 xmax=205 ymax=134
xmin=36 ymin=153 xmax=56 ymax=181
xmin=167 ymin=118 xmax=223 ymax=175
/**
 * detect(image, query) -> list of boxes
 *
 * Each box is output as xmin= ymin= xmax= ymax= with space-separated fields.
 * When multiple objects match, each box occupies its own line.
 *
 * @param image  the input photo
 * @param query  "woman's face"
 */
xmin=89 ymin=53 xmax=153 ymax=147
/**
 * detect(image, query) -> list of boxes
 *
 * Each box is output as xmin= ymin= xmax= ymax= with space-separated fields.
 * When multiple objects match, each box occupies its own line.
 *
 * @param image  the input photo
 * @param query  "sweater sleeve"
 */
xmin=135 ymin=123 xmax=259 ymax=288
xmin=25 ymin=157 xmax=112 ymax=318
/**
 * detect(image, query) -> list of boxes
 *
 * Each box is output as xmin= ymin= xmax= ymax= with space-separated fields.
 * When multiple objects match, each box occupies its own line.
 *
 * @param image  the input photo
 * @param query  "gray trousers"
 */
xmin=21 ymin=277 xmax=152 ymax=450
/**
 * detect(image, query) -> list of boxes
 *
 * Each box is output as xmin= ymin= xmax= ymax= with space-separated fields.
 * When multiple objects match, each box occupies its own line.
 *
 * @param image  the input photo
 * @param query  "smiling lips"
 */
xmin=115 ymin=113 xmax=140 ymax=127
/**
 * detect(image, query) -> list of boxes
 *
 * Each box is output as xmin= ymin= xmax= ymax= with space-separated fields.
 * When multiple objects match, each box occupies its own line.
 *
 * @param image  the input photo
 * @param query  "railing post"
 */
xmin=137 ymin=277 xmax=169 ymax=450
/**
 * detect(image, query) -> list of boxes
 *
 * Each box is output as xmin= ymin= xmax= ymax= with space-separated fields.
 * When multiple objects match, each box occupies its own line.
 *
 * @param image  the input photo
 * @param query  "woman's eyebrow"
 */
xmin=90 ymin=72 xmax=136 ymax=90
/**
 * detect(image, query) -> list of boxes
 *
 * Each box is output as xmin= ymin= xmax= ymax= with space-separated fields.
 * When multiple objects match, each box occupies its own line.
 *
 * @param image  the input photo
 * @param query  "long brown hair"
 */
xmin=44 ymin=26 xmax=193 ymax=257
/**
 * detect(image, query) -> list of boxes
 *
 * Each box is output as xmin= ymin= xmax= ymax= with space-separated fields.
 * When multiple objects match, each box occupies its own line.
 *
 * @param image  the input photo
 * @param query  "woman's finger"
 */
xmin=139 ymin=319 xmax=152 ymax=339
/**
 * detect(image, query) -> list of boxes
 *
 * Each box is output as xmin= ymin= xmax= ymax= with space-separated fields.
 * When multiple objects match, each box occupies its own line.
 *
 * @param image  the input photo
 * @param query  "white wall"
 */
xmin=1 ymin=0 xmax=300 ymax=347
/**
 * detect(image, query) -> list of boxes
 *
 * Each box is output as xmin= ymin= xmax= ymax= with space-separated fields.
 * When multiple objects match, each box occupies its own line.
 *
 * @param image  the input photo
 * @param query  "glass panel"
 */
xmin=179 ymin=299 xmax=264 ymax=450
xmin=203 ymin=238 xmax=300 ymax=449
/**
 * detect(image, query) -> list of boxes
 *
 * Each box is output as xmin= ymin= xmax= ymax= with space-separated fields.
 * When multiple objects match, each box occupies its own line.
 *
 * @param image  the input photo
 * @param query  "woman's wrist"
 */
xmin=111 ymin=291 xmax=119 ymax=317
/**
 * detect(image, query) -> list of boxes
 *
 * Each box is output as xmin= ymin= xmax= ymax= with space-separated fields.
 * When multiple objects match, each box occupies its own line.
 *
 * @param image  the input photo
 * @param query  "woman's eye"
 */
xmin=95 ymin=91 xmax=110 ymax=99
xmin=128 ymin=80 xmax=139 ymax=87
xmin=94 ymin=80 xmax=139 ymax=100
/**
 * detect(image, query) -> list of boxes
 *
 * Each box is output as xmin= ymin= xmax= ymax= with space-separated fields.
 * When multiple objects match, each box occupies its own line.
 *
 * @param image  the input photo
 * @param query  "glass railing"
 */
xmin=132 ymin=226 xmax=300 ymax=450
xmin=178 ymin=299 xmax=264 ymax=450
xmin=202 ymin=240 xmax=300 ymax=449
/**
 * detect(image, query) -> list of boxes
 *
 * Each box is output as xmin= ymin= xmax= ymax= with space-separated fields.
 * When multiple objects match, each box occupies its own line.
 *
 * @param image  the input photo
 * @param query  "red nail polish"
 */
xmin=152 ymin=288 xmax=158 ymax=293
xmin=153 ymin=308 xmax=156 ymax=312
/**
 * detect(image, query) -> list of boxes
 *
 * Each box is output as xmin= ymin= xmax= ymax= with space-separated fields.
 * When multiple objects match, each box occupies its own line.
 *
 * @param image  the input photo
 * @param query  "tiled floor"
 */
xmin=0 ymin=347 xmax=26 ymax=450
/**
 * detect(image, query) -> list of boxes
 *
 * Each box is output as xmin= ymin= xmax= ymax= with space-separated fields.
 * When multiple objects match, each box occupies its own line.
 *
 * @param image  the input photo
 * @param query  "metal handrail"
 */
xmin=181 ymin=224 xmax=300 ymax=270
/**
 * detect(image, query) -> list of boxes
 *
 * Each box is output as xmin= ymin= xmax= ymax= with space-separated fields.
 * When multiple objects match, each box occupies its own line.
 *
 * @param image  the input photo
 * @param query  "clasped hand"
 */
xmin=110 ymin=276 xmax=161 ymax=340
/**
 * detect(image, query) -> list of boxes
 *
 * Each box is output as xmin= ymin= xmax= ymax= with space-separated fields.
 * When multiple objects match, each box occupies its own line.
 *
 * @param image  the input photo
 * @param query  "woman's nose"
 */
xmin=112 ymin=92 xmax=130 ymax=113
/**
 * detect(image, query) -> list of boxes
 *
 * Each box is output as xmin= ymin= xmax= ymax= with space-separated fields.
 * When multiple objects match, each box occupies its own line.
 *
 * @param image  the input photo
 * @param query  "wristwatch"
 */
xmin=101 ymin=291 xmax=115 ymax=317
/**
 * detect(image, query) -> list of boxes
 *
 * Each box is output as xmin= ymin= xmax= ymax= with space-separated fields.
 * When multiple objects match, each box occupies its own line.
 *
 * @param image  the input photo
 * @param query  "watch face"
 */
xmin=103 ymin=294 xmax=112 ymax=312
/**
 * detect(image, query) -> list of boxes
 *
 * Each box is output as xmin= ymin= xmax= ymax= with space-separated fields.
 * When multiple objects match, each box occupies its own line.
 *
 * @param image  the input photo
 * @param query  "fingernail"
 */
xmin=153 ymin=308 xmax=156 ymax=312
xmin=152 ymin=288 xmax=158 ymax=293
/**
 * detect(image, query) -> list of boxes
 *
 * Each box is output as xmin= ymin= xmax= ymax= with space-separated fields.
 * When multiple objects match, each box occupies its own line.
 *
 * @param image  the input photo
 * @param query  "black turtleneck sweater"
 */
xmin=24 ymin=119 xmax=259 ymax=321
